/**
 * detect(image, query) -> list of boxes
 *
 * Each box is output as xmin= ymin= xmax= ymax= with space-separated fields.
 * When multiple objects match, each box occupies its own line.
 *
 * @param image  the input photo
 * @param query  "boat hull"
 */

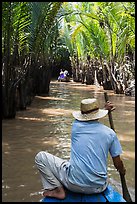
xmin=58 ymin=76 xmax=70 ymax=82
xmin=41 ymin=185 xmax=126 ymax=202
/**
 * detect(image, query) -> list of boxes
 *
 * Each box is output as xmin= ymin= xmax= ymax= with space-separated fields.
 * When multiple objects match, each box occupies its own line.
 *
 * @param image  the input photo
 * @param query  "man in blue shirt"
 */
xmin=35 ymin=98 xmax=126 ymax=199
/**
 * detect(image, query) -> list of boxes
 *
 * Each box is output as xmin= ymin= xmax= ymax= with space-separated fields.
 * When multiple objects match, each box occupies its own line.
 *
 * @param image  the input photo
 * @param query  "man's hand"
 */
xmin=104 ymin=101 xmax=115 ymax=112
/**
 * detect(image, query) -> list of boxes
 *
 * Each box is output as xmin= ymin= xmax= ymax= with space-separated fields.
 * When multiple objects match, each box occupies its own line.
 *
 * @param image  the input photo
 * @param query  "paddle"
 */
xmin=104 ymin=92 xmax=132 ymax=202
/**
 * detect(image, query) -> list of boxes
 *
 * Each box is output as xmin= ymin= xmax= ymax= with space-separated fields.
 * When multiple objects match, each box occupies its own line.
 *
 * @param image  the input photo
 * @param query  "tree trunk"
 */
xmin=18 ymin=81 xmax=27 ymax=110
xmin=2 ymin=84 xmax=16 ymax=119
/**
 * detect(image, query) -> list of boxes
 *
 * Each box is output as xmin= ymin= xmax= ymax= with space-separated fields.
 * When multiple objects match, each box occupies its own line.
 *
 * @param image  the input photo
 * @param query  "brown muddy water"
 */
xmin=2 ymin=80 xmax=135 ymax=202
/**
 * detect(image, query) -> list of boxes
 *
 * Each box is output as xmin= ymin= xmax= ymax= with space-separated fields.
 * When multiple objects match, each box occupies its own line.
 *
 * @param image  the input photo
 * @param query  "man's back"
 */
xmin=68 ymin=120 xmax=122 ymax=187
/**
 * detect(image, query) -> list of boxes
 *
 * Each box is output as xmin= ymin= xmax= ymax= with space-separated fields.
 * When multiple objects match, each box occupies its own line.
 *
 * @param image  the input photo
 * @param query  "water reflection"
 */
xmin=2 ymin=80 xmax=135 ymax=202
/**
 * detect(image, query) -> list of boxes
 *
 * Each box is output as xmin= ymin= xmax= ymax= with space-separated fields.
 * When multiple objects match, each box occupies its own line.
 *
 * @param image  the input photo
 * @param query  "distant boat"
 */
xmin=40 ymin=184 xmax=126 ymax=202
xmin=58 ymin=76 xmax=70 ymax=82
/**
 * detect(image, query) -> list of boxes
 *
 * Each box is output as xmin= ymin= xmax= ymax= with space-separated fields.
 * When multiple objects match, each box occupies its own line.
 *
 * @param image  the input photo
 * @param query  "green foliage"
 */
xmin=2 ymin=2 xmax=135 ymax=68
xmin=2 ymin=2 xmax=63 ymax=63
xmin=60 ymin=2 xmax=135 ymax=63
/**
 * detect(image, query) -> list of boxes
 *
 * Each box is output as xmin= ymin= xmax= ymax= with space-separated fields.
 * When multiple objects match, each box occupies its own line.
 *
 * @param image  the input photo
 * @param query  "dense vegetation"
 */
xmin=2 ymin=2 xmax=135 ymax=119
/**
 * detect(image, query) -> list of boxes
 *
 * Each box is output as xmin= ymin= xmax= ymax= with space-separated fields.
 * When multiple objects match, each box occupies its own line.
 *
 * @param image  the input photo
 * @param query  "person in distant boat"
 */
xmin=58 ymin=69 xmax=65 ymax=81
xmin=64 ymin=70 xmax=69 ymax=77
xmin=35 ymin=98 xmax=126 ymax=199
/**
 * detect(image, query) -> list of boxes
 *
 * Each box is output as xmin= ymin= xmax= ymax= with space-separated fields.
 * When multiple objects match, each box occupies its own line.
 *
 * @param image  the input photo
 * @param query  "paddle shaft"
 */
xmin=104 ymin=92 xmax=132 ymax=202
xmin=104 ymin=92 xmax=115 ymax=131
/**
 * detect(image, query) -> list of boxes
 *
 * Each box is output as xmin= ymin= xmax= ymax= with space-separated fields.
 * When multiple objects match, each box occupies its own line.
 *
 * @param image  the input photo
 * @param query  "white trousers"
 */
xmin=35 ymin=151 xmax=108 ymax=194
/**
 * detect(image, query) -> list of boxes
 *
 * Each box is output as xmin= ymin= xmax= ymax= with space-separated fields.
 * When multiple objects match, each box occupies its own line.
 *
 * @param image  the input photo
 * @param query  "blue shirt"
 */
xmin=68 ymin=120 xmax=122 ymax=187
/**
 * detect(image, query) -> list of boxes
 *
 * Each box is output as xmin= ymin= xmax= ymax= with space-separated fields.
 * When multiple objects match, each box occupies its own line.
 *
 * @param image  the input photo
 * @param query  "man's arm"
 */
xmin=112 ymin=155 xmax=126 ymax=175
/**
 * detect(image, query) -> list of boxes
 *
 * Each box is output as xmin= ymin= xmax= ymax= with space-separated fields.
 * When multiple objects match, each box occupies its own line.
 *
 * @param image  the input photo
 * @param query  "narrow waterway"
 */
xmin=2 ymin=80 xmax=135 ymax=202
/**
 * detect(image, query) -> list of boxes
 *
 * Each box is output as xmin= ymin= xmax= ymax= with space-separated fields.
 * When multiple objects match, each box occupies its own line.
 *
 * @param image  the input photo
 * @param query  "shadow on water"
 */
xmin=2 ymin=80 xmax=135 ymax=202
